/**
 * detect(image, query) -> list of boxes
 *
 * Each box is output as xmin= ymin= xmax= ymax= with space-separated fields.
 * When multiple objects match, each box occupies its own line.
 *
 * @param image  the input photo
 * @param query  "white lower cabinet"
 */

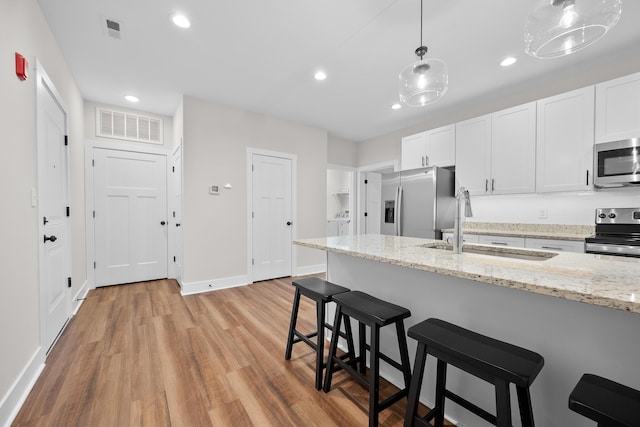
xmin=477 ymin=235 xmax=526 ymax=248
xmin=525 ymin=238 xmax=584 ymax=253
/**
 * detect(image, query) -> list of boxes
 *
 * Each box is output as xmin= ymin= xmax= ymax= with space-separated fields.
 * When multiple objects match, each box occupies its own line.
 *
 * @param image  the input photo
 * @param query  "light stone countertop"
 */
xmin=440 ymin=222 xmax=594 ymax=241
xmin=294 ymin=234 xmax=640 ymax=314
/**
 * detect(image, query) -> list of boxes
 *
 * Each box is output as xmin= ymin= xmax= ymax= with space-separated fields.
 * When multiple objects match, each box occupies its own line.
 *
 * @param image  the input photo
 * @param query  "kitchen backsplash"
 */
xmin=468 ymin=187 xmax=640 ymax=225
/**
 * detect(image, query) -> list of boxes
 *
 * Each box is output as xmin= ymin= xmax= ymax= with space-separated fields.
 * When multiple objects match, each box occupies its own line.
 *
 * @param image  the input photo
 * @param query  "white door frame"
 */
xmin=169 ymin=143 xmax=183 ymax=284
xmin=356 ymin=160 xmax=398 ymax=235
xmin=84 ymin=140 xmax=171 ymax=289
xmin=246 ymin=148 xmax=297 ymax=282
xmin=35 ymin=59 xmax=71 ymax=355
xmin=327 ymin=163 xmax=357 ymax=235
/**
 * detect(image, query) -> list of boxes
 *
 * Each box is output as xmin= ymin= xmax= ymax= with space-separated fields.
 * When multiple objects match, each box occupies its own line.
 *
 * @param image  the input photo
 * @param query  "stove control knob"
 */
xmin=599 ymin=213 xmax=606 ymax=219
xmin=609 ymin=213 xmax=616 ymax=219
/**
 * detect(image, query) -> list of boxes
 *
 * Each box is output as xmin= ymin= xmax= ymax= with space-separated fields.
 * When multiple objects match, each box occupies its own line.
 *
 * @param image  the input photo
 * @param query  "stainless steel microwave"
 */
xmin=594 ymin=138 xmax=640 ymax=188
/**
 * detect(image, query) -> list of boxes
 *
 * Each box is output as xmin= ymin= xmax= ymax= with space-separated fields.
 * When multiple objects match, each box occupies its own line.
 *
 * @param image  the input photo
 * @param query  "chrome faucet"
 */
xmin=453 ymin=187 xmax=473 ymax=254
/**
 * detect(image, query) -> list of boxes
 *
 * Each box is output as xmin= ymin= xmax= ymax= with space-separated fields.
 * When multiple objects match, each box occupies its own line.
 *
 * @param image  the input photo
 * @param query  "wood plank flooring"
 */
xmin=13 ymin=276 xmax=452 ymax=426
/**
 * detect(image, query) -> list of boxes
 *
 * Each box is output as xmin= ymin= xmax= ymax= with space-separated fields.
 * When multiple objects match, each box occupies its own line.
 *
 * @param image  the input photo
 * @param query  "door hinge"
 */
xmin=67 ymin=277 xmax=72 ymax=288
xmin=252 ymin=211 xmax=254 ymax=219
xmin=173 ymin=256 xmax=176 ymax=262
xmin=252 ymin=258 xmax=254 ymax=265
xmin=93 ymin=210 xmax=95 ymax=218
xmin=93 ymin=261 xmax=96 ymax=269
xmin=172 ymin=166 xmax=175 ymax=173
xmin=364 ymin=179 xmax=368 ymax=184
xmin=364 ymin=212 xmax=368 ymax=217
xmin=173 ymin=211 xmax=176 ymax=218
xmin=252 ymin=164 xmax=254 ymax=172
xmin=64 ymin=135 xmax=68 ymax=146
xmin=92 ymin=159 xmax=95 ymax=167
xmin=66 ymin=206 xmax=70 ymax=217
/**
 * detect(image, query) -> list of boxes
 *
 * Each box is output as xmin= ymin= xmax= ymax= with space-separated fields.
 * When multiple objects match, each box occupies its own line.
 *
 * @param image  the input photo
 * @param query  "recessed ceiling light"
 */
xmin=125 ymin=95 xmax=139 ymax=103
xmin=391 ymin=103 xmax=402 ymax=110
xmin=314 ymin=71 xmax=327 ymax=81
xmin=500 ymin=56 xmax=517 ymax=67
xmin=172 ymin=14 xmax=191 ymax=29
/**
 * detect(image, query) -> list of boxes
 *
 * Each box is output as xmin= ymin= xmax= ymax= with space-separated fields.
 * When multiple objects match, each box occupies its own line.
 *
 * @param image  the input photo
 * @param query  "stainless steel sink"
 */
xmin=419 ymin=242 xmax=558 ymax=261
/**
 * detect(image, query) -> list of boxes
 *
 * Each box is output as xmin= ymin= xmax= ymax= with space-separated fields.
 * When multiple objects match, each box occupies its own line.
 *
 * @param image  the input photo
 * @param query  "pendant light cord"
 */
xmin=415 ymin=0 xmax=427 ymax=60
xmin=420 ymin=0 xmax=423 ymax=48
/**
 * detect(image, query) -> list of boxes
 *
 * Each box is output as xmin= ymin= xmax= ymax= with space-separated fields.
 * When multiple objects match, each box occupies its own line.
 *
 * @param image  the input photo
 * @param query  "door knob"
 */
xmin=43 ymin=235 xmax=57 ymax=243
xmin=286 ymin=221 xmax=292 ymax=226
xmin=176 ymin=223 xmax=181 ymax=227
xmin=160 ymin=221 xmax=166 ymax=225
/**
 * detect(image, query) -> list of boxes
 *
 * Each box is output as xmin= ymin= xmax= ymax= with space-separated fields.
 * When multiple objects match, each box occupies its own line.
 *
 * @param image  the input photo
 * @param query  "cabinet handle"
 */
xmin=421 ymin=156 xmax=425 ymax=167
xmin=425 ymin=155 xmax=429 ymax=166
xmin=491 ymin=241 xmax=508 ymax=245
xmin=541 ymin=246 xmax=563 ymax=251
xmin=586 ymin=170 xmax=589 ymax=186
xmin=485 ymin=179 xmax=488 ymax=192
xmin=491 ymin=179 xmax=495 ymax=192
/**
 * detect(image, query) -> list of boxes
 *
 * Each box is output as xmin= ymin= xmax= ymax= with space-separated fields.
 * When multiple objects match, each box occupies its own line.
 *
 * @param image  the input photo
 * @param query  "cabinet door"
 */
xmin=525 ymin=238 xmax=584 ymax=253
xmin=595 ymin=72 xmax=640 ymax=143
xmin=478 ymin=235 xmax=525 ymax=248
xmin=455 ymin=115 xmax=492 ymax=195
xmin=536 ymin=87 xmax=594 ymax=192
xmin=401 ymin=132 xmax=427 ymax=170
xmin=426 ymin=124 xmax=456 ymax=167
xmin=491 ymin=102 xmax=537 ymax=195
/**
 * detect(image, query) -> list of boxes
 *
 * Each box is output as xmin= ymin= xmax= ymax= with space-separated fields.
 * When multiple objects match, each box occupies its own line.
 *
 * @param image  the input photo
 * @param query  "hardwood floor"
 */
xmin=13 ymin=276 xmax=452 ymax=426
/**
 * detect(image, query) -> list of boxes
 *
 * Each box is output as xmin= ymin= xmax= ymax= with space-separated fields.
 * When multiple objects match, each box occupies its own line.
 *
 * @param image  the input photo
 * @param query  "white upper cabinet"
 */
xmin=401 ymin=132 xmax=427 ymax=170
xmin=401 ymin=124 xmax=455 ymax=170
xmin=455 ymin=114 xmax=492 ymax=195
xmin=595 ymin=72 xmax=640 ymax=143
xmin=490 ymin=102 xmax=537 ymax=195
xmin=536 ymin=86 xmax=595 ymax=192
xmin=426 ymin=124 xmax=456 ymax=167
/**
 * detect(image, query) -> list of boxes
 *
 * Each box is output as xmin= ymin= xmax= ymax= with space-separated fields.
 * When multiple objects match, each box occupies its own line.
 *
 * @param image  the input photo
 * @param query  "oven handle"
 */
xmin=585 ymin=242 xmax=640 ymax=257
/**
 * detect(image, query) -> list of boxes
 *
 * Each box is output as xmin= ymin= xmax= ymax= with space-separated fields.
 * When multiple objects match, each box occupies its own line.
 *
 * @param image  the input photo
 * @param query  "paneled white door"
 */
xmin=36 ymin=64 xmax=70 ymax=354
xmin=252 ymin=154 xmax=292 ymax=281
xmin=94 ymin=149 xmax=168 ymax=286
xmin=364 ymin=172 xmax=381 ymax=234
xmin=171 ymin=145 xmax=183 ymax=284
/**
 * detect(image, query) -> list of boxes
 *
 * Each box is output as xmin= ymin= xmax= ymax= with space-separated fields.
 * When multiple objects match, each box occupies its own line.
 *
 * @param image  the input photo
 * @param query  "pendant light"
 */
xmin=398 ymin=0 xmax=448 ymax=107
xmin=525 ymin=0 xmax=622 ymax=59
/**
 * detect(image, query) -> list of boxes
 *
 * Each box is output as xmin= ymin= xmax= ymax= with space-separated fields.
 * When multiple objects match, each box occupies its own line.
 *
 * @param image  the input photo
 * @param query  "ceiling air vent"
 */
xmin=104 ymin=18 xmax=122 ymax=40
xmin=97 ymin=108 xmax=163 ymax=145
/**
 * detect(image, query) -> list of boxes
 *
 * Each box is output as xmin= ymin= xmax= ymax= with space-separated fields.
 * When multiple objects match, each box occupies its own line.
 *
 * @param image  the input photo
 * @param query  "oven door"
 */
xmin=594 ymin=138 xmax=640 ymax=188
xmin=585 ymin=241 xmax=640 ymax=257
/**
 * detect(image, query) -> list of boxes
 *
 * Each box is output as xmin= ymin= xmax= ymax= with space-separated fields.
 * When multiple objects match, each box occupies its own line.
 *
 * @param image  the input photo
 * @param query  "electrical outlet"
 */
xmin=537 ymin=208 xmax=548 ymax=219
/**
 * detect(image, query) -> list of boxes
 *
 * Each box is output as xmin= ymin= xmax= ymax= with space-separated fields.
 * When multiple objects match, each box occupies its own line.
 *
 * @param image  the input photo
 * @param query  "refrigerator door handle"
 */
xmin=395 ymin=186 xmax=403 ymax=236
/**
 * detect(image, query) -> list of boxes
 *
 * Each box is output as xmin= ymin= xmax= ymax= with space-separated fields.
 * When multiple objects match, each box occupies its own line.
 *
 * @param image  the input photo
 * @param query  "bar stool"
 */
xmin=284 ymin=277 xmax=355 ymax=390
xmin=569 ymin=373 xmax=640 ymax=427
xmin=323 ymin=291 xmax=412 ymax=427
xmin=404 ymin=318 xmax=544 ymax=427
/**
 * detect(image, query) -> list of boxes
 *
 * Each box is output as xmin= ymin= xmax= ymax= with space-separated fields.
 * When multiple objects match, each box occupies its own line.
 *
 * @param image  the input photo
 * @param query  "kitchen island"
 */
xmin=294 ymin=234 xmax=640 ymax=427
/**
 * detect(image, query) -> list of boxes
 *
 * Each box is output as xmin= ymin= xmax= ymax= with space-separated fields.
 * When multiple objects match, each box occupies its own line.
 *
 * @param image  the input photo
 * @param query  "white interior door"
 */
xmin=171 ymin=145 xmax=183 ymax=284
xmin=94 ymin=149 xmax=168 ymax=286
xmin=365 ymin=173 xmax=381 ymax=234
xmin=252 ymin=153 xmax=292 ymax=281
xmin=36 ymin=63 xmax=70 ymax=354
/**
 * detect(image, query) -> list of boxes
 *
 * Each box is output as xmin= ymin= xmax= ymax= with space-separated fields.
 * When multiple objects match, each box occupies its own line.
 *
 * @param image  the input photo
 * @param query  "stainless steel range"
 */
xmin=585 ymin=208 xmax=640 ymax=257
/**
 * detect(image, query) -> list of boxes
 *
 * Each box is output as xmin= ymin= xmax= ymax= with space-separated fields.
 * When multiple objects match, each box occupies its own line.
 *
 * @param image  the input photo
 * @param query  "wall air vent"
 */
xmin=96 ymin=108 xmax=163 ymax=145
xmin=103 ymin=17 xmax=122 ymax=40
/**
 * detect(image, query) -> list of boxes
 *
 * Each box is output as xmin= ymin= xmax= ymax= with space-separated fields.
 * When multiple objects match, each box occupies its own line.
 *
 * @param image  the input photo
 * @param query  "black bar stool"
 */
xmin=284 ymin=277 xmax=354 ymax=390
xmin=404 ymin=318 xmax=544 ymax=427
xmin=323 ymin=290 xmax=412 ymax=427
xmin=569 ymin=373 xmax=640 ymax=427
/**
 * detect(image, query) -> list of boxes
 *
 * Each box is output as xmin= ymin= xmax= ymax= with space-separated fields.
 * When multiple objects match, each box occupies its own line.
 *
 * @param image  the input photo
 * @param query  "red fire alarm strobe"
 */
xmin=15 ymin=52 xmax=28 ymax=81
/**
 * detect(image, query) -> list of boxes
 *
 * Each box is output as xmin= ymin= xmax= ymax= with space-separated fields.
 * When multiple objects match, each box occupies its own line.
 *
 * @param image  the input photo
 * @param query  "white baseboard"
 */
xmin=0 ymin=348 xmax=45 ymax=427
xmin=293 ymin=264 xmax=326 ymax=277
xmin=72 ymin=279 xmax=90 ymax=315
xmin=180 ymin=274 xmax=250 ymax=296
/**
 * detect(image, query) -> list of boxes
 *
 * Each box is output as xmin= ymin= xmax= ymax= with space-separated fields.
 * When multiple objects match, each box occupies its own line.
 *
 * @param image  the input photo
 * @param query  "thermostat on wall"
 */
xmin=209 ymin=185 xmax=219 ymax=195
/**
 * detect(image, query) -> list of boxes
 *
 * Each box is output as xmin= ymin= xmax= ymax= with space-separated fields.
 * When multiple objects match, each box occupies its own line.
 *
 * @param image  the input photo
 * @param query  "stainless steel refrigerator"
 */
xmin=380 ymin=167 xmax=455 ymax=239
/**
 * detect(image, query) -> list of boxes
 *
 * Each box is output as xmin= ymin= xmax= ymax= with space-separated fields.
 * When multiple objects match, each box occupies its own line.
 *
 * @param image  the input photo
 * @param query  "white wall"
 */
xmin=327 ymin=135 xmax=357 ymax=166
xmin=0 ymin=0 xmax=85 ymax=423
xmin=182 ymin=96 xmax=327 ymax=287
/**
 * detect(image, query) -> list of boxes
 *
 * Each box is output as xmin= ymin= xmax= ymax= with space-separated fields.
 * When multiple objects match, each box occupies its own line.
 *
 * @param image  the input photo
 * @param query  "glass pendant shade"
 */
xmin=525 ymin=0 xmax=622 ymax=59
xmin=399 ymin=57 xmax=448 ymax=107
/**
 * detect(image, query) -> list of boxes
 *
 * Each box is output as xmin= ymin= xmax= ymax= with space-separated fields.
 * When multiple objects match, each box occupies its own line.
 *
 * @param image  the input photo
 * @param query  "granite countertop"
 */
xmin=440 ymin=222 xmax=594 ymax=241
xmin=294 ymin=234 xmax=640 ymax=314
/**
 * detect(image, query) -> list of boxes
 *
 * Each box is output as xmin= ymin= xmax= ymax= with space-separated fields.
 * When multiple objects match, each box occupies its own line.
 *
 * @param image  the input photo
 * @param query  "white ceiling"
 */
xmin=36 ymin=0 xmax=640 ymax=142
